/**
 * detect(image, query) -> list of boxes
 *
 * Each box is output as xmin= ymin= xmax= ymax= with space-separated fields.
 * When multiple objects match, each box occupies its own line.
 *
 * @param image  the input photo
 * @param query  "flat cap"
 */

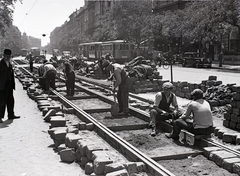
xmin=162 ymin=82 xmax=173 ymax=89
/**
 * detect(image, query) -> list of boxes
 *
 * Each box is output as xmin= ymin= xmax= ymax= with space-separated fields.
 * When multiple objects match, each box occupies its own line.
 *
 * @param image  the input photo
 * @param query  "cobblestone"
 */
xmin=0 ymin=80 xmax=86 ymax=176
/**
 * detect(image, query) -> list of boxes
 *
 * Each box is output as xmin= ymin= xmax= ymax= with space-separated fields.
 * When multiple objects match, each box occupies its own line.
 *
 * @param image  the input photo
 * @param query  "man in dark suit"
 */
xmin=0 ymin=49 xmax=20 ymax=123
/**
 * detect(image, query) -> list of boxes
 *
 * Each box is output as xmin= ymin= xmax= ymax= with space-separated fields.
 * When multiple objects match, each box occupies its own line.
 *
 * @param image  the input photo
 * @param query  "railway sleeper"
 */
xmin=16 ymin=64 xmax=240 ymax=175
xmin=23 ymin=87 xmax=151 ymax=175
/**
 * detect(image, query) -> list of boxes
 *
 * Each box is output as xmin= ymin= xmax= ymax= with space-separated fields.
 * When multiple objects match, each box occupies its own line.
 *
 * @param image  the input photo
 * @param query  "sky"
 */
xmin=13 ymin=0 xmax=85 ymax=46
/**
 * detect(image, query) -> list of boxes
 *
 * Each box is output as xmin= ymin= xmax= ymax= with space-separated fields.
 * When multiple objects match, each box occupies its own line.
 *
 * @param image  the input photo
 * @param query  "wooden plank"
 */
xmin=152 ymin=151 xmax=203 ymax=161
xmin=108 ymin=124 xmax=148 ymax=131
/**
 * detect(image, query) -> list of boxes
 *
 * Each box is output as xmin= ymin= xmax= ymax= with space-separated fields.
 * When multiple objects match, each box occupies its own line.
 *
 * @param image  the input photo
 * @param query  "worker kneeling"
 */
xmin=165 ymin=89 xmax=213 ymax=140
xmin=149 ymin=82 xmax=180 ymax=136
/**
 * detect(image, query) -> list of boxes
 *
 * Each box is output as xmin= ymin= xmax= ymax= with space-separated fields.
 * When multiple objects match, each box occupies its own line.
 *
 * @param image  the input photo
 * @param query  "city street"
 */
xmin=159 ymin=65 xmax=240 ymax=86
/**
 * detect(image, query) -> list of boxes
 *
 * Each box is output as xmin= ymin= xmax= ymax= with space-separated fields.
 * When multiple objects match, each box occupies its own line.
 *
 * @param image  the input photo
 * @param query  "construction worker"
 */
xmin=165 ymin=89 xmax=213 ymax=140
xmin=149 ymin=82 xmax=180 ymax=136
xmin=102 ymin=59 xmax=130 ymax=117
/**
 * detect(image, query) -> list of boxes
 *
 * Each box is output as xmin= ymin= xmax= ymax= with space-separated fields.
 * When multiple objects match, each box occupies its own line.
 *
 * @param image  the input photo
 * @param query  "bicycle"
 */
xmin=155 ymin=59 xmax=171 ymax=69
xmin=162 ymin=60 xmax=171 ymax=69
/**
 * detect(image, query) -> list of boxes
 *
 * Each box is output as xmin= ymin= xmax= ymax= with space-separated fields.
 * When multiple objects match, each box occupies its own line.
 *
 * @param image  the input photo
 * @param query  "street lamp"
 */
xmin=42 ymin=34 xmax=47 ymax=58
xmin=218 ymin=24 xmax=224 ymax=67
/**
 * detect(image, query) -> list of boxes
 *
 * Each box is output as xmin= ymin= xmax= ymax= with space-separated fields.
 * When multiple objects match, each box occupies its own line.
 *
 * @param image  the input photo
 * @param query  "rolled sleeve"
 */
xmin=172 ymin=94 xmax=178 ymax=108
xmin=153 ymin=92 xmax=162 ymax=106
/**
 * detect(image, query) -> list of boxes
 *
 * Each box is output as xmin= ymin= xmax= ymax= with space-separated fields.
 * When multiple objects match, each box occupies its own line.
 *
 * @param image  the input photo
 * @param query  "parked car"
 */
xmin=182 ymin=52 xmax=212 ymax=68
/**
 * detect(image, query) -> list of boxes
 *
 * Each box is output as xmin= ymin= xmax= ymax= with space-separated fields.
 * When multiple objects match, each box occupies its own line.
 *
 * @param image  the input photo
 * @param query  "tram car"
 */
xmin=79 ymin=40 xmax=134 ymax=63
xmin=30 ymin=47 xmax=45 ymax=63
xmin=79 ymin=42 xmax=102 ymax=61
xmin=20 ymin=48 xmax=28 ymax=57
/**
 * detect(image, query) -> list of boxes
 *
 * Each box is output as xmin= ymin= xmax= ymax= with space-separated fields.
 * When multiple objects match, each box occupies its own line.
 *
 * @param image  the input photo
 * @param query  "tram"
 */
xmin=79 ymin=40 xmax=134 ymax=63
xmin=20 ymin=48 xmax=28 ymax=57
xmin=30 ymin=47 xmax=41 ymax=57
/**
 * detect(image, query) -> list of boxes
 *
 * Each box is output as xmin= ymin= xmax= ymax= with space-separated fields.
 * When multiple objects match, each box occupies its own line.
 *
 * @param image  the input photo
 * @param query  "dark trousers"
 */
xmin=0 ymin=82 xmax=14 ymax=118
xmin=171 ymin=118 xmax=213 ymax=138
xmin=45 ymin=71 xmax=56 ymax=90
xmin=30 ymin=61 xmax=33 ymax=72
xmin=149 ymin=109 xmax=175 ymax=128
xmin=39 ymin=78 xmax=46 ymax=89
xmin=66 ymin=72 xmax=75 ymax=96
xmin=117 ymin=77 xmax=130 ymax=113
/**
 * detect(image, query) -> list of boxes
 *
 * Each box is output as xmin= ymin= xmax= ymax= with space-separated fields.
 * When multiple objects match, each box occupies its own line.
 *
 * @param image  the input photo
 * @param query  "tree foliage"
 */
xmin=160 ymin=0 xmax=240 ymax=45
xmin=91 ymin=0 xmax=153 ymax=48
xmin=113 ymin=0 xmax=153 ymax=47
xmin=0 ymin=0 xmax=18 ymax=36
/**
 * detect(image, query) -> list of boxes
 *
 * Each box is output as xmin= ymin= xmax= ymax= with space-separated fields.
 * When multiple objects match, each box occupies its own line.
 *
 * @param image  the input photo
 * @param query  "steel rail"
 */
xmin=50 ymin=88 xmax=175 ymax=176
xmin=55 ymin=71 xmax=240 ymax=158
xmin=14 ymin=60 xmax=240 ymax=173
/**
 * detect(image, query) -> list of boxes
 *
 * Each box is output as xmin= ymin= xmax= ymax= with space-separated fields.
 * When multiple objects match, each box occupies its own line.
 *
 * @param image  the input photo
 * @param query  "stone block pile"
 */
xmin=223 ymin=85 xmax=240 ymax=131
xmin=129 ymin=70 xmax=166 ymax=94
xmin=172 ymin=76 xmax=234 ymax=107
xmin=15 ymin=72 xmax=148 ymax=176
xmin=204 ymin=146 xmax=240 ymax=174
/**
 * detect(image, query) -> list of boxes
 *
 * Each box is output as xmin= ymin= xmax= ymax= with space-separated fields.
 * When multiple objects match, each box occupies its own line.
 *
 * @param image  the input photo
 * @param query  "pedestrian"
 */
xmin=149 ymin=82 xmax=180 ymax=136
xmin=39 ymin=61 xmax=57 ymax=91
xmin=102 ymin=59 xmax=130 ymax=117
xmin=165 ymin=89 xmax=213 ymax=140
xmin=29 ymin=53 xmax=34 ymax=72
xmin=64 ymin=62 xmax=75 ymax=96
xmin=0 ymin=49 xmax=20 ymax=122
xmin=156 ymin=51 xmax=165 ymax=67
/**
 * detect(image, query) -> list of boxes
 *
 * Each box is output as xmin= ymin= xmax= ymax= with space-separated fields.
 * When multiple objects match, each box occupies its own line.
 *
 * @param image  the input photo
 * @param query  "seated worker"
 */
xmin=102 ymin=59 xmax=130 ymax=117
xmin=165 ymin=89 xmax=213 ymax=140
xmin=39 ymin=61 xmax=57 ymax=91
xmin=149 ymin=82 xmax=179 ymax=136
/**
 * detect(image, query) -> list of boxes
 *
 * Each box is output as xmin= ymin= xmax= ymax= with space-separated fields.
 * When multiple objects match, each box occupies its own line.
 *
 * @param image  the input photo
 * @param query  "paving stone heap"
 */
xmin=130 ymin=75 xmax=166 ymax=94
xmin=15 ymin=72 xmax=149 ymax=176
xmin=223 ymin=85 xmax=240 ymax=132
xmin=204 ymin=146 xmax=240 ymax=174
xmin=172 ymin=75 xmax=236 ymax=107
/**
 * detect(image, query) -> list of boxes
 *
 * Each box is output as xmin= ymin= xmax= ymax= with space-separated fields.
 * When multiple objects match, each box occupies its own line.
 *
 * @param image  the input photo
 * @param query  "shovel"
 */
xmin=110 ymin=90 xmax=119 ymax=118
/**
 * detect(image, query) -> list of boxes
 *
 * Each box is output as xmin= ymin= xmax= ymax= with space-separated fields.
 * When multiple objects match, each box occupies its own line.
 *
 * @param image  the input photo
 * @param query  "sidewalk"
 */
xmin=0 ymin=80 xmax=86 ymax=176
xmin=211 ymin=61 xmax=240 ymax=71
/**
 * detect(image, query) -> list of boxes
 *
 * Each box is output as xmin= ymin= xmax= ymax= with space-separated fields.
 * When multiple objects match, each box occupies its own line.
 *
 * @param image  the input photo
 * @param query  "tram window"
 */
xmin=115 ymin=44 xmax=120 ymax=50
xmin=90 ymin=46 xmax=95 ymax=50
xmin=120 ymin=44 xmax=129 ymax=50
xmin=103 ymin=45 xmax=112 ymax=50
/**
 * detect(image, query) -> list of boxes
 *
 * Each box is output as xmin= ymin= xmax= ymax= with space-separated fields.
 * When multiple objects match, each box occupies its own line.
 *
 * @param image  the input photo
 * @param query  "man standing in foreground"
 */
xmin=102 ymin=59 xmax=130 ymax=117
xmin=0 ymin=49 xmax=20 ymax=122
xmin=165 ymin=89 xmax=213 ymax=140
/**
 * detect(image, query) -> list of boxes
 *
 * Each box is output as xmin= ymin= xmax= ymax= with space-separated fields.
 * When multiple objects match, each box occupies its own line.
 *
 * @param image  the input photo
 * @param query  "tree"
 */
xmin=91 ymin=10 xmax=118 ymax=42
xmin=113 ymin=0 xmax=153 ymax=48
xmin=0 ymin=0 xmax=18 ymax=36
xmin=0 ymin=24 xmax=23 ymax=54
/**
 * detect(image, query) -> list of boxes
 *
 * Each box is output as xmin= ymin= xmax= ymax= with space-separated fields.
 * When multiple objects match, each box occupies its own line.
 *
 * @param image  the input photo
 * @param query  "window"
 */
xmin=120 ymin=44 xmax=129 ymax=50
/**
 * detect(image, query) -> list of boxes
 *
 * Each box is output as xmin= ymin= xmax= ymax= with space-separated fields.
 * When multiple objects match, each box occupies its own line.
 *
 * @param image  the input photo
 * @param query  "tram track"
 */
xmin=13 ymin=58 xmax=240 ymax=175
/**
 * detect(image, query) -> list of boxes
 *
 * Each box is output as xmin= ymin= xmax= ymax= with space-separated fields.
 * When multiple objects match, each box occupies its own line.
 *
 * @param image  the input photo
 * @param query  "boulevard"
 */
xmin=159 ymin=65 xmax=240 ymax=86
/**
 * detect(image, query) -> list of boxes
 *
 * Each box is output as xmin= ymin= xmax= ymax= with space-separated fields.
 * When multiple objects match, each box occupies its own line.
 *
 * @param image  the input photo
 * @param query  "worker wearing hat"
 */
xmin=149 ymin=82 xmax=180 ymax=136
xmin=102 ymin=59 xmax=130 ymax=117
xmin=165 ymin=88 xmax=213 ymax=140
xmin=0 ymin=49 xmax=20 ymax=122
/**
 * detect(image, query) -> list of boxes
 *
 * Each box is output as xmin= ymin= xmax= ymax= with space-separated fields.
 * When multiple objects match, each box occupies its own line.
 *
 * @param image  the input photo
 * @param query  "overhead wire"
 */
xmin=19 ymin=0 xmax=38 ymax=27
